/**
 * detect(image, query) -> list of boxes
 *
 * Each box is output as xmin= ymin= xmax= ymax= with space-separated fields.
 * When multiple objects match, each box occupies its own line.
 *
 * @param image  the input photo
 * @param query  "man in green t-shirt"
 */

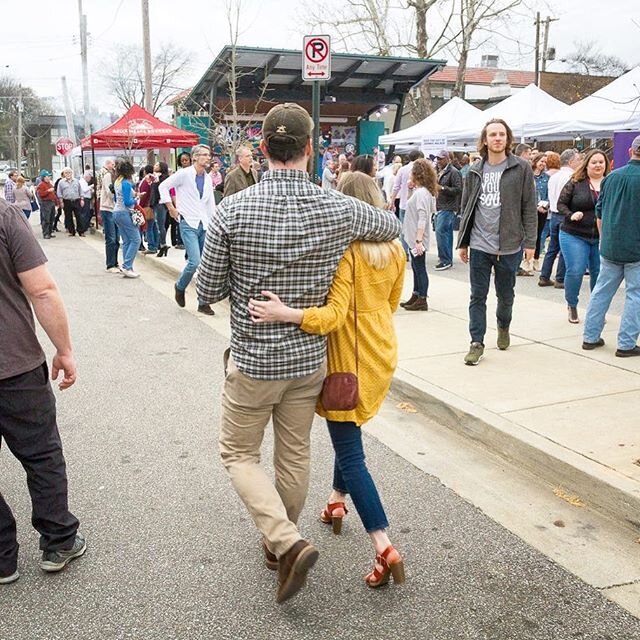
xmin=583 ymin=135 xmax=640 ymax=357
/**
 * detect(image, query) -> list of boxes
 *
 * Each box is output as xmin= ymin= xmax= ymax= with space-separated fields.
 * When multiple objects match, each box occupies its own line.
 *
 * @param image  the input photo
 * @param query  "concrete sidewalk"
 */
xmin=130 ymin=240 xmax=640 ymax=533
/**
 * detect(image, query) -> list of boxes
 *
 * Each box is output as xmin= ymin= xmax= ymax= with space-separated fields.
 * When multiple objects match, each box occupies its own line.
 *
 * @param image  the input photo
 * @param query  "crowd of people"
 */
xmin=2 ymin=101 xmax=639 ymax=605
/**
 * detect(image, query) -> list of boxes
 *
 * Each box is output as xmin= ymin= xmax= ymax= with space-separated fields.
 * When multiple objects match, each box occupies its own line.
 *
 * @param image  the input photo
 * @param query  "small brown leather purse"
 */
xmin=320 ymin=251 xmax=359 ymax=411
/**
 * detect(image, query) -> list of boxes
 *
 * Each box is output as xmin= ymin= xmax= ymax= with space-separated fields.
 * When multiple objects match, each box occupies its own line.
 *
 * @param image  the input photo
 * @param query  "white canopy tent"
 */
xmin=540 ymin=66 xmax=640 ymax=138
xmin=378 ymin=97 xmax=482 ymax=148
xmin=450 ymin=84 xmax=576 ymax=143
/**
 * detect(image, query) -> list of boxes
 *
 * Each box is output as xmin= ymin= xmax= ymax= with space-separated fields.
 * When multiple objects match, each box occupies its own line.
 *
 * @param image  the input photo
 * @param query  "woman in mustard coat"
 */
xmin=249 ymin=172 xmax=406 ymax=589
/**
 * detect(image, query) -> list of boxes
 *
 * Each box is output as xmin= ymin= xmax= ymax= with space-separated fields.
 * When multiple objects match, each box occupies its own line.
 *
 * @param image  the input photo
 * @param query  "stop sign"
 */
xmin=55 ymin=137 xmax=74 ymax=156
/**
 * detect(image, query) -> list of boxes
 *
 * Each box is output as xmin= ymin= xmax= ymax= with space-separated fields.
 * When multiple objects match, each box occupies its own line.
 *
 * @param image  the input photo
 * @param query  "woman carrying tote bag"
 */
xmin=248 ymin=172 xmax=407 ymax=589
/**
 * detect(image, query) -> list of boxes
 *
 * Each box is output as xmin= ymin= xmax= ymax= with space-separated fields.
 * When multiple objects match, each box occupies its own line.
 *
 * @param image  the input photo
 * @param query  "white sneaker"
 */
xmin=121 ymin=268 xmax=140 ymax=279
xmin=106 ymin=267 xmax=120 ymax=274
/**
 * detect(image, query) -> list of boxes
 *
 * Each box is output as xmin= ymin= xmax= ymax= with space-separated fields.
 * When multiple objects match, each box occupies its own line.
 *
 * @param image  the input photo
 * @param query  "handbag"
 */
xmin=320 ymin=250 xmax=359 ymax=411
xmin=30 ymin=199 xmax=39 ymax=212
xmin=129 ymin=204 xmax=146 ymax=227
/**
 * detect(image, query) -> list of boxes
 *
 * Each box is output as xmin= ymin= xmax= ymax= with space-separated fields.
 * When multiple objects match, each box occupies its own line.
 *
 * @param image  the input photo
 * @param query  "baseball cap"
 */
xmin=262 ymin=103 xmax=313 ymax=148
xmin=39 ymin=170 xmax=51 ymax=177
xmin=436 ymin=149 xmax=449 ymax=159
xmin=631 ymin=135 xmax=640 ymax=153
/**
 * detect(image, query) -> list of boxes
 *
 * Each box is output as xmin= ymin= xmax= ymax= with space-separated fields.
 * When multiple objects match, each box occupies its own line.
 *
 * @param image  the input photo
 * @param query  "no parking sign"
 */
xmin=303 ymin=35 xmax=331 ymax=81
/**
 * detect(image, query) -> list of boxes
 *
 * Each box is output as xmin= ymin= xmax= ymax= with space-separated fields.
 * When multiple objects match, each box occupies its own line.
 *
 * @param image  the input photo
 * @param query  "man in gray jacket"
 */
xmin=457 ymin=119 xmax=537 ymax=365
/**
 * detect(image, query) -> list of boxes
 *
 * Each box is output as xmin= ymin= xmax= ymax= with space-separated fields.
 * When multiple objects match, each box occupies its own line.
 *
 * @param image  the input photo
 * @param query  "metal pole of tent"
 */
xmin=90 ymin=132 xmax=98 ymax=231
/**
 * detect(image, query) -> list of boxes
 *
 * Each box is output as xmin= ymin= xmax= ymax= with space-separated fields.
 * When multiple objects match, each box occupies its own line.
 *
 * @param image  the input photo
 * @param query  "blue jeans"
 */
xmin=435 ymin=210 xmax=455 ymax=265
xmin=540 ymin=212 xmax=566 ymax=282
xmin=176 ymin=219 xmax=206 ymax=299
xmin=79 ymin=199 xmax=92 ymax=233
xmin=559 ymin=231 xmax=600 ymax=308
xmin=146 ymin=218 xmax=159 ymax=252
xmin=538 ymin=218 xmax=550 ymax=253
xmin=113 ymin=210 xmax=141 ymax=271
xmin=101 ymin=210 xmax=119 ymax=268
xmin=22 ymin=209 xmax=31 ymax=220
xmin=469 ymin=249 xmax=520 ymax=344
xmin=410 ymin=251 xmax=428 ymax=297
xmin=327 ymin=420 xmax=389 ymax=532
xmin=584 ymin=257 xmax=640 ymax=350
xmin=154 ymin=204 xmax=168 ymax=247
xmin=398 ymin=208 xmax=409 ymax=257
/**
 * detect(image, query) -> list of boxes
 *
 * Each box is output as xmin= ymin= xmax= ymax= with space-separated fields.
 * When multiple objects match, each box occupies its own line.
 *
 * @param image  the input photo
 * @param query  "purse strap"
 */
xmin=350 ymin=247 xmax=359 ymax=377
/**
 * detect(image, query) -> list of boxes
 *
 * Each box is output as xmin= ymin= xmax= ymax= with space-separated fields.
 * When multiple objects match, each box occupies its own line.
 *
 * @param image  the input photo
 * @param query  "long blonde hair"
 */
xmin=338 ymin=171 xmax=404 ymax=270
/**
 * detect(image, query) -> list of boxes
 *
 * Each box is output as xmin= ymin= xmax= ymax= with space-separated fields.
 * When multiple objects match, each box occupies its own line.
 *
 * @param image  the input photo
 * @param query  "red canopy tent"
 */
xmin=80 ymin=104 xmax=199 ymax=150
xmin=79 ymin=105 xmax=199 ymax=226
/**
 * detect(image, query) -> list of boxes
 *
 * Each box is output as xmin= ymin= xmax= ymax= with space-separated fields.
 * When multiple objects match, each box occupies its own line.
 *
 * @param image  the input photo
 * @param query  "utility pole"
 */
xmin=141 ymin=0 xmax=154 ymax=163
xmin=141 ymin=0 xmax=153 ymax=113
xmin=17 ymin=93 xmax=23 ymax=172
xmin=541 ymin=16 xmax=559 ymax=73
xmin=534 ymin=12 xmax=541 ymax=86
xmin=78 ymin=0 xmax=90 ymax=136
xmin=61 ymin=76 xmax=76 ymax=143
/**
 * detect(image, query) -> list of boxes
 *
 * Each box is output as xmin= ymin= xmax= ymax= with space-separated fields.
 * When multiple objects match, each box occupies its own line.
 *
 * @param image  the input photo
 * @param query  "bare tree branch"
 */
xmin=100 ymin=43 xmax=192 ymax=114
xmin=563 ymin=41 xmax=629 ymax=77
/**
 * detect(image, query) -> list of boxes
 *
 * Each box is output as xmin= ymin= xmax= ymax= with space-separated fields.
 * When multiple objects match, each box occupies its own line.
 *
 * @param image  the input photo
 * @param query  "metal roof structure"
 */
xmin=183 ymin=45 xmax=445 ymax=122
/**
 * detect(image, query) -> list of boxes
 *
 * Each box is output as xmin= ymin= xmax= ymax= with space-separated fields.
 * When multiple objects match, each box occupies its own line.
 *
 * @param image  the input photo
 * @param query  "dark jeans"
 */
xmin=62 ymin=199 xmax=82 ymax=235
xmin=435 ymin=210 xmax=455 ymax=265
xmin=154 ymin=204 xmax=168 ymax=248
xmin=327 ymin=420 xmax=389 ymax=532
xmin=410 ymin=251 xmax=429 ymax=297
xmin=469 ymin=249 xmax=520 ymax=344
xmin=169 ymin=216 xmax=183 ymax=247
xmin=0 ymin=363 xmax=79 ymax=575
xmin=101 ymin=209 xmax=119 ymax=268
xmin=79 ymin=199 xmax=92 ymax=233
xmin=40 ymin=200 xmax=55 ymax=237
xmin=534 ymin=211 xmax=547 ymax=260
xmin=540 ymin=212 xmax=566 ymax=282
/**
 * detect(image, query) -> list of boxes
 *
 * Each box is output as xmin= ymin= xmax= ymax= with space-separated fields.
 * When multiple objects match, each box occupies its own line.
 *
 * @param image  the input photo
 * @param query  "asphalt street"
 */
xmin=0 ymin=235 xmax=638 ymax=640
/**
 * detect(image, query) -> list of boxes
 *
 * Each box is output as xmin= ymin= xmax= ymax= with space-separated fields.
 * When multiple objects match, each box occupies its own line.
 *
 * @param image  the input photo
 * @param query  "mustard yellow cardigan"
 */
xmin=301 ymin=242 xmax=405 ymax=426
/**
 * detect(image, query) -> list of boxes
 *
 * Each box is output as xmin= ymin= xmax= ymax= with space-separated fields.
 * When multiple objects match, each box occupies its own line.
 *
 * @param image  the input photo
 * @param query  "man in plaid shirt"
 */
xmin=4 ymin=171 xmax=18 ymax=204
xmin=197 ymin=103 xmax=400 ymax=603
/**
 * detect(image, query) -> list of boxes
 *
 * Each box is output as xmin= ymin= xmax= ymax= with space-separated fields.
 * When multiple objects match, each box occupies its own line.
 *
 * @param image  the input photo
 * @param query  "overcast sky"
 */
xmin=3 ymin=0 xmax=639 ymax=116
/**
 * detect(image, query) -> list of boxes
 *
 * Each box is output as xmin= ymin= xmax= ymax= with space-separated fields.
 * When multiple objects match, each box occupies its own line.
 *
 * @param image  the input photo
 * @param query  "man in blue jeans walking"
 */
xmin=159 ymin=144 xmax=216 ymax=315
xmin=583 ymin=136 xmax=640 ymax=357
xmin=457 ymin=119 xmax=537 ymax=366
xmin=539 ymin=148 xmax=581 ymax=288
xmin=434 ymin=149 xmax=462 ymax=270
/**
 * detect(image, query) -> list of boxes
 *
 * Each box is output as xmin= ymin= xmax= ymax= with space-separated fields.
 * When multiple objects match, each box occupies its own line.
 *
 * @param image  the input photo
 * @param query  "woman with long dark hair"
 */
xmin=558 ymin=149 xmax=609 ymax=323
xmin=149 ymin=161 xmax=171 ymax=257
xmin=112 ymin=160 xmax=141 ymax=278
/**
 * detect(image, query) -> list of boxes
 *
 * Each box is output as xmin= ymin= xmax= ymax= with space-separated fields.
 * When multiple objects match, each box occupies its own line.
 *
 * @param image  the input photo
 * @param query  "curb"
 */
xmin=390 ymin=369 xmax=640 ymax=535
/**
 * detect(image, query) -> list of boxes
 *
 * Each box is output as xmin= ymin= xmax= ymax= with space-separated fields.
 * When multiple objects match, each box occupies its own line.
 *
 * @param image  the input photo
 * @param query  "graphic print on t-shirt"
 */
xmin=480 ymin=167 xmax=502 ymax=209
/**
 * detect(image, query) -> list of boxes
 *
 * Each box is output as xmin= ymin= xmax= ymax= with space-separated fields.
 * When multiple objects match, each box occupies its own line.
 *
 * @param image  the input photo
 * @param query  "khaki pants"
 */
xmin=219 ymin=351 xmax=325 ymax=558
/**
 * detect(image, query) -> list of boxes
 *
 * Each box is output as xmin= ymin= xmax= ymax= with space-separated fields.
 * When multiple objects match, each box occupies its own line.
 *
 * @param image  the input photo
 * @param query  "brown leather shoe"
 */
xmin=400 ymin=293 xmax=418 ymax=308
xmin=276 ymin=540 xmax=319 ymax=603
xmin=263 ymin=542 xmax=278 ymax=571
xmin=405 ymin=296 xmax=428 ymax=311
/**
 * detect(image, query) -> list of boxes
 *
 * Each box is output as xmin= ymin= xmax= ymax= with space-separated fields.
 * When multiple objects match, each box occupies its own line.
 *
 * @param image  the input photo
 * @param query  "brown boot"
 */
xmin=276 ymin=540 xmax=319 ymax=603
xmin=405 ymin=296 xmax=428 ymax=311
xmin=263 ymin=541 xmax=278 ymax=571
xmin=400 ymin=293 xmax=418 ymax=308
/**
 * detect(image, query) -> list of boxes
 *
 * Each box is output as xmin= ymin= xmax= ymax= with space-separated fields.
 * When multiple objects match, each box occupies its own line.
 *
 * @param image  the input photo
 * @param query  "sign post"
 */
xmin=303 ymin=35 xmax=331 ymax=181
